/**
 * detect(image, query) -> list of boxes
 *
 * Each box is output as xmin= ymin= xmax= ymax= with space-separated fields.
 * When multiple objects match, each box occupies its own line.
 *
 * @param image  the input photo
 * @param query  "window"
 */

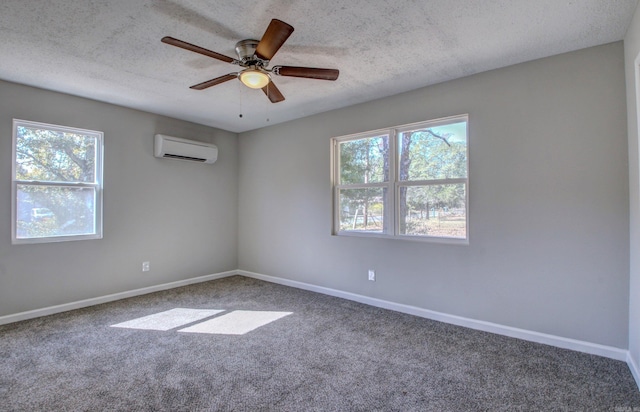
xmin=12 ymin=119 xmax=103 ymax=244
xmin=332 ymin=115 xmax=468 ymax=242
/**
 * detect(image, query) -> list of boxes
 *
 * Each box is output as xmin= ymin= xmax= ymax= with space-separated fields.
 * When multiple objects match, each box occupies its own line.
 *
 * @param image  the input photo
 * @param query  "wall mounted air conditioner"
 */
xmin=154 ymin=134 xmax=218 ymax=164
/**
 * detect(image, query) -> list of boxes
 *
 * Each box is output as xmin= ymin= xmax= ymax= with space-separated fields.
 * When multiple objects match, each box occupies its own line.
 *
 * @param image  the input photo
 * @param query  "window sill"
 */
xmin=333 ymin=231 xmax=469 ymax=245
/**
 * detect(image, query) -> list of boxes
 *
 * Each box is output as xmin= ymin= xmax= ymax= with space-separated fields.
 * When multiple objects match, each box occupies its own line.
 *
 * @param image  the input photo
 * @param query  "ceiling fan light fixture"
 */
xmin=240 ymin=70 xmax=270 ymax=89
xmin=162 ymin=19 xmax=338 ymax=104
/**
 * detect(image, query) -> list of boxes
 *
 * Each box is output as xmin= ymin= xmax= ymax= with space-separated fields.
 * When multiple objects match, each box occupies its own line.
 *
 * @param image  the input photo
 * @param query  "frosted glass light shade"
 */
xmin=240 ymin=70 xmax=270 ymax=89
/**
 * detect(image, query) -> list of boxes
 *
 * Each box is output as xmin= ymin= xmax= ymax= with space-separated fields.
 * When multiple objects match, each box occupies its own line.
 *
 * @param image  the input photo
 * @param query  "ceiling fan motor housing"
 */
xmin=235 ymin=39 xmax=267 ymax=67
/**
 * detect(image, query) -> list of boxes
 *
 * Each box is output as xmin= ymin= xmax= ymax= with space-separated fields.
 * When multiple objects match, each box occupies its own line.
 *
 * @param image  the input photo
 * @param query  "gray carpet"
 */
xmin=1 ymin=275 xmax=639 ymax=411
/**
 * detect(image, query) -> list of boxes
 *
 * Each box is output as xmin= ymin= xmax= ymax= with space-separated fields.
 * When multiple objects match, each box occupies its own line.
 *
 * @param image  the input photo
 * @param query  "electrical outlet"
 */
xmin=368 ymin=269 xmax=375 ymax=281
xmin=142 ymin=261 xmax=150 ymax=272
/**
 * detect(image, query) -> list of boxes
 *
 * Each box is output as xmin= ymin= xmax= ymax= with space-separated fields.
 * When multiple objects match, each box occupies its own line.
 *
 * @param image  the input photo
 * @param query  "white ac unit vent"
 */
xmin=154 ymin=134 xmax=218 ymax=164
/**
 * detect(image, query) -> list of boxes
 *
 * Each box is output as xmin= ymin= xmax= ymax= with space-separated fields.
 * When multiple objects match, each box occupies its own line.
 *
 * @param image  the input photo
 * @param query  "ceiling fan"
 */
xmin=161 ymin=19 xmax=339 ymax=103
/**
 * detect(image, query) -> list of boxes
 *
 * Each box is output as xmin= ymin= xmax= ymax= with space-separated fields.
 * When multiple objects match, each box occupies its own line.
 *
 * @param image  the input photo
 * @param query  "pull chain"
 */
xmin=239 ymin=81 xmax=243 ymax=118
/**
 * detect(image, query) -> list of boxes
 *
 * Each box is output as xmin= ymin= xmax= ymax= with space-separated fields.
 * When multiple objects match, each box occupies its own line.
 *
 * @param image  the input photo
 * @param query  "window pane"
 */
xmin=399 ymin=184 xmax=466 ymax=238
xmin=339 ymin=135 xmax=389 ymax=184
xmin=339 ymin=188 xmax=386 ymax=233
xmin=16 ymin=185 xmax=97 ymax=239
xmin=15 ymin=125 xmax=97 ymax=183
xmin=398 ymin=121 xmax=467 ymax=181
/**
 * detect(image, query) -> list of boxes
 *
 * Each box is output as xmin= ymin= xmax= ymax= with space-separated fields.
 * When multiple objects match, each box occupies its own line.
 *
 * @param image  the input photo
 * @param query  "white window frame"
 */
xmin=11 ymin=119 xmax=104 ymax=244
xmin=331 ymin=114 xmax=469 ymax=244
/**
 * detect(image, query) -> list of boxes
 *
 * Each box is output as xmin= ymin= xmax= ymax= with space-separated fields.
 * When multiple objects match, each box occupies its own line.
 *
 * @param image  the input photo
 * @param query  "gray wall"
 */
xmin=238 ymin=42 xmax=629 ymax=348
xmin=625 ymin=2 xmax=640 ymax=369
xmin=0 ymin=40 xmax=631 ymax=352
xmin=0 ymin=80 xmax=238 ymax=316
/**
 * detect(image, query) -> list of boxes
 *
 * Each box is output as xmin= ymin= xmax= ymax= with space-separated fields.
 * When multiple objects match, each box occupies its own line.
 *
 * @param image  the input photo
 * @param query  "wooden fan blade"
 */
xmin=273 ymin=66 xmax=339 ymax=80
xmin=262 ymin=81 xmax=285 ymax=103
xmin=190 ymin=73 xmax=238 ymax=90
xmin=255 ymin=19 xmax=294 ymax=61
xmin=162 ymin=36 xmax=236 ymax=64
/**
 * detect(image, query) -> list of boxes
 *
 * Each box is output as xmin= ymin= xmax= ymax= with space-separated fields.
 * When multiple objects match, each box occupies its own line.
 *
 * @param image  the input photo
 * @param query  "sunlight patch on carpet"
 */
xmin=110 ymin=308 xmax=224 ymax=331
xmin=178 ymin=310 xmax=292 ymax=335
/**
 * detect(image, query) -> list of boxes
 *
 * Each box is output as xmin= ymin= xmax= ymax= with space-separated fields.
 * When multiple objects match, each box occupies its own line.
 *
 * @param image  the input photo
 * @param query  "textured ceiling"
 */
xmin=0 ymin=0 xmax=637 ymax=133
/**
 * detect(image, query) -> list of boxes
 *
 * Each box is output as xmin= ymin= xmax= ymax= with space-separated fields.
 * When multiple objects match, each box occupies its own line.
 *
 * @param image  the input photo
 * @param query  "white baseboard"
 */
xmin=0 ymin=270 xmax=237 ymax=326
xmin=0 ymin=268 xmax=632 ymax=367
xmin=628 ymin=352 xmax=640 ymax=390
xmin=238 ymin=270 xmax=629 ymax=362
